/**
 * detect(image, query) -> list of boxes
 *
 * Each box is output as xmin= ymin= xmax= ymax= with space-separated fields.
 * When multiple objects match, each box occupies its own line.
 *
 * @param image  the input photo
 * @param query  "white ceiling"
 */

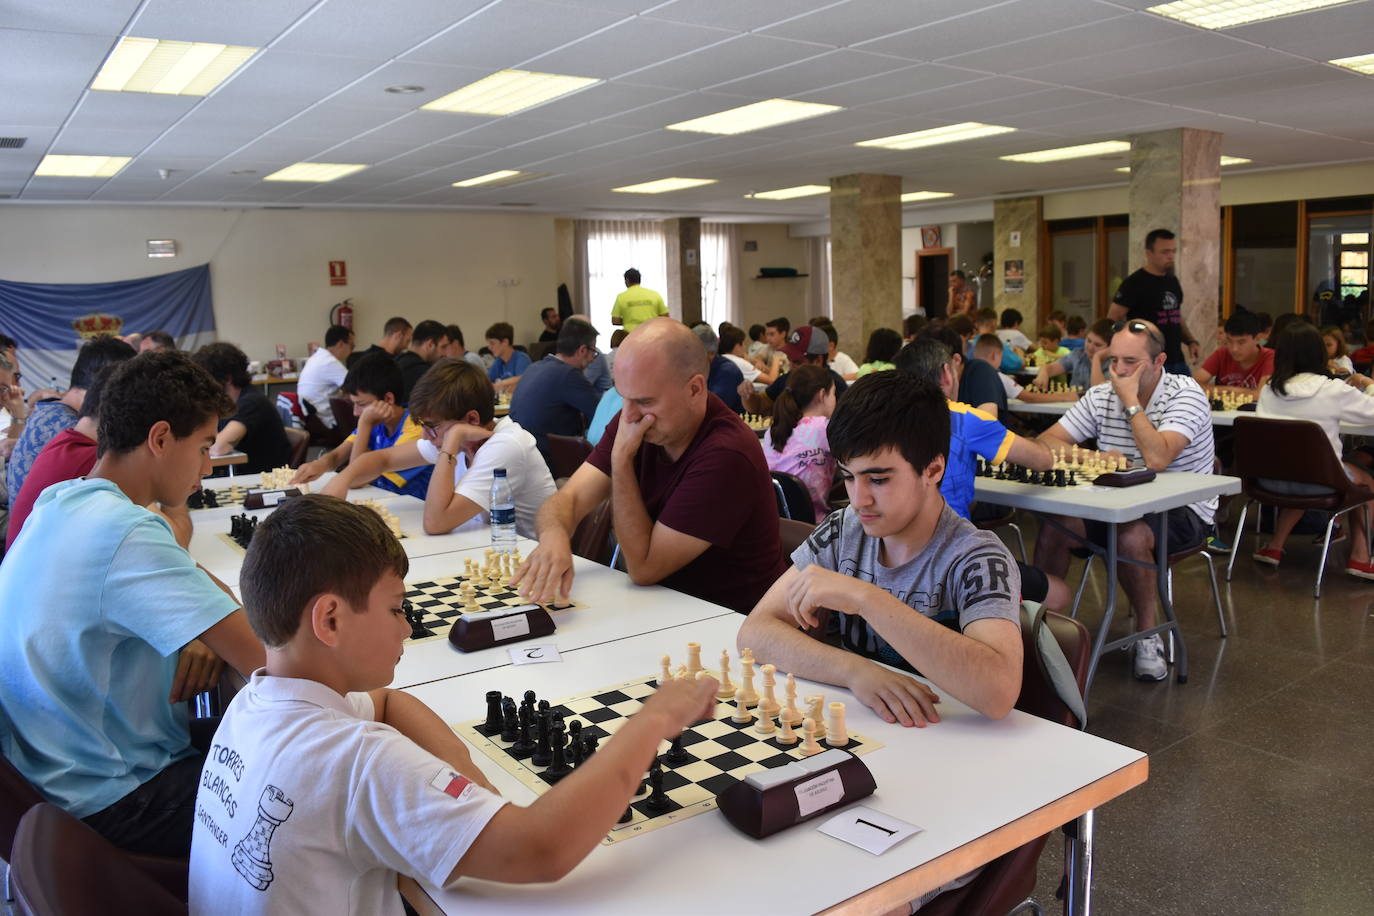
xmin=2 ymin=0 xmax=1372 ymax=219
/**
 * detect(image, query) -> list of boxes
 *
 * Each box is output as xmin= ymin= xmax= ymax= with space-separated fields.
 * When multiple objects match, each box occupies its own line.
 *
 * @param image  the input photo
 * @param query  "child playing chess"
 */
xmin=1032 ymin=318 xmax=1114 ymax=393
xmin=971 ymin=334 xmax=1072 ymax=404
xmin=1193 ymin=310 xmax=1274 ymax=393
xmin=188 ymin=495 xmax=717 ymax=915
xmin=1030 ymin=324 xmax=1070 ymax=369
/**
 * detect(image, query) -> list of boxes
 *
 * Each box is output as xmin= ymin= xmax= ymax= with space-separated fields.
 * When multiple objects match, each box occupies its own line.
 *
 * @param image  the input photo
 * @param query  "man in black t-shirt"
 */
xmin=1109 ymin=228 xmax=1197 ymax=375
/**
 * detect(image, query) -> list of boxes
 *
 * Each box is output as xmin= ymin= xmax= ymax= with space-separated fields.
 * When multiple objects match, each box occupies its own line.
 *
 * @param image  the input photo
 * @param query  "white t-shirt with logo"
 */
xmin=189 ymin=672 xmax=505 ymax=916
xmin=415 ymin=416 xmax=555 ymax=539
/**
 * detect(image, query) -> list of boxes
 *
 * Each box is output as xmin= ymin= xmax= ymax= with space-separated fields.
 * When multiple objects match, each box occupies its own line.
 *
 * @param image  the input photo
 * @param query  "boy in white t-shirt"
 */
xmin=321 ymin=358 xmax=555 ymax=538
xmin=189 ymin=495 xmax=717 ymax=916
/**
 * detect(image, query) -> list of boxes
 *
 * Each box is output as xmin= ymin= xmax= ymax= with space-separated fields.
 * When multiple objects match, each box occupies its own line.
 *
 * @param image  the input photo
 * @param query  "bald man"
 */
xmin=513 ymin=318 xmax=784 ymax=613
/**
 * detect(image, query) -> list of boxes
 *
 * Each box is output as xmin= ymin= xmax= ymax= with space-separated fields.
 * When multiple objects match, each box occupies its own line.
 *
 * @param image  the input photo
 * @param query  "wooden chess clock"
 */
xmin=717 ymin=749 xmax=876 ymax=839
xmin=449 ymin=605 xmax=556 ymax=652
xmin=241 ymin=487 xmax=301 ymax=510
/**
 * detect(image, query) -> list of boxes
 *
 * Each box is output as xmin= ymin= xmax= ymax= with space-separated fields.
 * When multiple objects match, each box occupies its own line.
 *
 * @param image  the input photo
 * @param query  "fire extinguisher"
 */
xmin=330 ymin=299 xmax=353 ymax=329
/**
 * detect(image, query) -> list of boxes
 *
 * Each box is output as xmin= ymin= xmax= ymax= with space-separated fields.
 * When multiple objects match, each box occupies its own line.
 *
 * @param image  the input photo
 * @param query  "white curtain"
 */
xmin=805 ymin=235 xmax=832 ymax=319
xmin=701 ymin=223 xmax=741 ymax=328
xmin=577 ymin=219 xmax=667 ymax=336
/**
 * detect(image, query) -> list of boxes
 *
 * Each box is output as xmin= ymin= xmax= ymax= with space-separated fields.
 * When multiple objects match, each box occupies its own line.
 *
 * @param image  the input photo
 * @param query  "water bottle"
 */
xmin=490 ymin=468 xmax=517 ymax=554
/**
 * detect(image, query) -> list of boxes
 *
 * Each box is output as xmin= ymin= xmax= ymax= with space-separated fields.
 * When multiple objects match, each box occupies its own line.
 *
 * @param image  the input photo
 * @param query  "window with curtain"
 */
xmin=700 ymin=223 xmax=740 ymax=329
xmin=576 ymin=220 xmax=667 ymax=337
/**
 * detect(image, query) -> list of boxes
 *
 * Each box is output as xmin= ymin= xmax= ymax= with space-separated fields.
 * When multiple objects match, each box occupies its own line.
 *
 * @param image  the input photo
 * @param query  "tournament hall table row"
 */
xmin=399 ymin=613 xmax=1147 ymax=916
xmin=1007 ymin=398 xmax=1374 ymax=437
xmin=975 ymin=470 xmax=1242 ymax=696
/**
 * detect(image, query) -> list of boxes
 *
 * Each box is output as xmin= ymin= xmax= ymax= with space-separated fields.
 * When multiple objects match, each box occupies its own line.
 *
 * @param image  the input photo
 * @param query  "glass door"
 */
xmin=1049 ymin=228 xmax=1096 ymax=328
xmin=1306 ymin=212 xmax=1372 ymax=333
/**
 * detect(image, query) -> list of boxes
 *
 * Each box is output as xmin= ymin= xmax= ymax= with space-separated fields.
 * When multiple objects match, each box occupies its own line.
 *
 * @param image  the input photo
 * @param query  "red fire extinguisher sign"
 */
xmin=329 ymin=261 xmax=348 ymax=286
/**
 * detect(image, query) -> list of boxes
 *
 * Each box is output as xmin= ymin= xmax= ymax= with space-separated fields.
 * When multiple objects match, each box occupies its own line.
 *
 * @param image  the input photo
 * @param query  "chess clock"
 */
xmin=449 ymin=605 xmax=556 ymax=652
xmin=716 ymin=748 xmax=876 ymax=839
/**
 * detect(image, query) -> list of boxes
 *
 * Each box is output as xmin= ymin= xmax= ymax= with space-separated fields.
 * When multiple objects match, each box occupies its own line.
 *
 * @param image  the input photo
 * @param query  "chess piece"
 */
xmin=776 ymin=712 xmax=798 ymax=746
xmin=660 ymin=654 xmax=672 ymax=685
xmin=545 ymin=723 xmax=571 ymax=781
xmin=644 ymin=760 xmax=671 ymax=813
xmin=800 ymin=718 xmax=823 ymax=757
xmin=686 ymin=642 xmax=703 ymax=678
xmin=753 ymin=704 xmax=776 ymax=735
xmin=532 ymin=709 xmax=553 ymax=767
xmin=510 ymin=706 xmax=535 ymax=759
xmin=479 ymin=691 xmax=504 ymax=737
xmin=675 ymin=664 xmax=688 ymax=681
xmin=500 ymin=697 xmax=519 ymax=743
xmin=807 ymin=696 xmax=827 ymax=739
xmin=716 ymin=650 xmax=737 ymax=699
xmin=739 ymin=656 xmax=759 ymax=708
xmin=781 ymin=674 xmax=802 ymax=725
xmin=825 ymin=702 xmax=849 ymax=747
xmin=568 ymin=720 xmax=583 ymax=758
xmin=759 ymin=664 xmax=780 ymax=717
xmin=732 ymin=690 xmax=754 ymax=724
xmin=665 ymin=733 xmax=691 ymax=765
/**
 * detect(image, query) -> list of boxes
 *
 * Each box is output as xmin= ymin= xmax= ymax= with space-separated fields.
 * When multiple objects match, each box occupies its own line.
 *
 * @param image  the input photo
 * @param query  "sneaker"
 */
xmin=1204 ymin=534 xmax=1232 ymax=555
xmin=1346 ymin=559 xmax=1374 ymax=581
xmin=1133 ymin=634 xmax=1168 ymax=682
xmin=1253 ymin=547 xmax=1283 ymax=566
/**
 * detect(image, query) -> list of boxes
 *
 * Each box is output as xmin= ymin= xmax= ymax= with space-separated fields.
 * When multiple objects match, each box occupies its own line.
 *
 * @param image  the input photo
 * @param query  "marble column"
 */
xmin=829 ymin=173 xmax=902 ymax=358
xmin=1129 ymin=128 xmax=1222 ymax=360
xmin=663 ymin=217 xmax=702 ymax=327
xmin=993 ymin=196 xmax=1042 ymax=322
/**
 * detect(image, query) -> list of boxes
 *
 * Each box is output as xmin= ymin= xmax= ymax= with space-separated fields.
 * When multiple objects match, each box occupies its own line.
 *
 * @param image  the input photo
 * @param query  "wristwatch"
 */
xmin=1124 ymin=405 xmax=1143 ymax=419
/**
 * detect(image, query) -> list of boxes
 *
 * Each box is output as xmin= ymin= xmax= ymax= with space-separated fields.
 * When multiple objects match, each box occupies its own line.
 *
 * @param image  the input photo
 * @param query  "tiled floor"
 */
xmin=1026 ymin=517 xmax=1374 ymax=915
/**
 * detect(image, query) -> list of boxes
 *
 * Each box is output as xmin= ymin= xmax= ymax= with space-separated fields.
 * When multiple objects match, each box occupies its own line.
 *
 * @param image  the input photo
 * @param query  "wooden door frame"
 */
xmin=915 ymin=247 xmax=954 ymax=315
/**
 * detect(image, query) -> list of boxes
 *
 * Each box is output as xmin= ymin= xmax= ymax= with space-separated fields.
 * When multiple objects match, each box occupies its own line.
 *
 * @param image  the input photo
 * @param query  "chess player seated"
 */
xmin=1030 ymin=317 xmax=1114 ymax=395
xmin=320 ymin=358 xmax=553 ymax=536
xmin=1033 ymin=319 xmax=1217 ymax=681
xmin=971 ymin=334 xmax=1070 ymax=404
xmin=290 ymin=353 xmax=432 ymax=498
xmin=0 ymin=351 xmax=265 ymax=857
xmin=737 ymin=371 xmax=1023 ymax=730
xmin=1193 ymin=309 xmax=1274 ymax=394
xmin=187 ymin=495 xmax=718 ymax=915
xmin=513 ymin=318 xmax=784 ymax=614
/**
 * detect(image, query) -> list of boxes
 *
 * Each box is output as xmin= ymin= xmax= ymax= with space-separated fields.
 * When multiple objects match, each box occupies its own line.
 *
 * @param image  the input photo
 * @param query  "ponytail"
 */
xmin=769 ymin=364 xmax=834 ymax=451
xmin=770 ymin=390 xmax=802 ymax=451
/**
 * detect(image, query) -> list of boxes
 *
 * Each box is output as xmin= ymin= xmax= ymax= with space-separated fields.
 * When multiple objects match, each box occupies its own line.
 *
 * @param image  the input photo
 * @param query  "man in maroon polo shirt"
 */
xmin=513 ymin=318 xmax=783 ymax=613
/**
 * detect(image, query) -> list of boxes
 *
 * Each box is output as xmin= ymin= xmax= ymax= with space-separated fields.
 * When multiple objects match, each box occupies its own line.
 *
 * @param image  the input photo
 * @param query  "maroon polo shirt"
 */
xmin=589 ymin=394 xmax=784 ymax=613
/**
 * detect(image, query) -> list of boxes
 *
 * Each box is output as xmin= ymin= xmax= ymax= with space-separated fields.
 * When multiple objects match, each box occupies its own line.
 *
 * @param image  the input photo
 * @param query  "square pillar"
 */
xmin=1129 ymin=128 xmax=1222 ymax=357
xmin=993 ymin=197 xmax=1042 ymax=321
xmin=663 ymin=217 xmax=702 ymax=327
xmin=829 ymin=173 xmax=902 ymax=360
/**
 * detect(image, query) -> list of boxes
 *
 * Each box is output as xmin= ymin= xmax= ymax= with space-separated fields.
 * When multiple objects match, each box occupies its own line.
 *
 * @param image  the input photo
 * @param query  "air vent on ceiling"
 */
xmin=499 ymin=201 xmax=534 ymax=207
xmin=0 ymin=137 xmax=27 ymax=149
xmin=262 ymin=205 xmax=303 ymax=210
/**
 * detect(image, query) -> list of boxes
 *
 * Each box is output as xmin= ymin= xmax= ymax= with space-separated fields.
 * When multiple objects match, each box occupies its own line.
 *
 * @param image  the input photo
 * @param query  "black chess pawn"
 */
xmin=510 ymin=706 xmax=535 ymax=760
xmin=531 ymin=710 xmax=553 ymax=767
xmin=643 ymin=760 xmax=671 ymax=813
xmin=1055 ymin=468 xmax=1067 ymax=487
xmin=500 ymin=697 xmax=519 ymax=743
xmin=567 ymin=720 xmax=582 ymax=755
xmin=664 ymin=733 xmax=690 ymax=766
xmin=582 ymin=732 xmax=599 ymax=759
xmin=545 ymin=723 xmax=571 ymax=782
xmin=1068 ymin=471 xmax=1078 ymax=486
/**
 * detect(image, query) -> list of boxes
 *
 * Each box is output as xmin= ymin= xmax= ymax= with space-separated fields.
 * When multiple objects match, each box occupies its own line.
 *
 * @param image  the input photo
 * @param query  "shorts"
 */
xmin=1072 ymin=507 xmax=1208 ymax=558
xmin=1018 ymin=562 xmax=1049 ymax=603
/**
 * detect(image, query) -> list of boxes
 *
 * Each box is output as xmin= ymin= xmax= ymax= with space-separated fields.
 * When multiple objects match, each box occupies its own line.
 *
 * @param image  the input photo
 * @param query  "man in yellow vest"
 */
xmin=611 ymin=268 xmax=668 ymax=333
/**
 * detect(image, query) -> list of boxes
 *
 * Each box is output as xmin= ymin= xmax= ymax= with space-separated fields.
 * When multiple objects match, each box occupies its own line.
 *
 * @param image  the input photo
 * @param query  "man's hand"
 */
xmin=359 ymin=400 xmax=403 ymax=430
xmin=1032 ymin=368 xmax=1051 ymax=390
xmin=642 ymin=675 xmax=720 ymax=736
xmin=1 ymin=382 xmax=27 ymax=419
xmin=170 ymin=639 xmax=227 ymax=704
xmin=442 ymin=422 xmax=495 ymax=462
xmin=511 ymin=535 xmax=575 ymax=604
xmin=784 ymin=565 xmax=874 ymax=628
xmin=26 ymin=387 xmax=59 ymax=407
xmin=1110 ymin=358 xmax=1144 ymax=407
xmin=611 ymin=412 xmax=654 ymax=466
xmin=291 ymin=458 xmax=328 ymax=485
xmin=849 ymin=662 xmax=942 ymax=727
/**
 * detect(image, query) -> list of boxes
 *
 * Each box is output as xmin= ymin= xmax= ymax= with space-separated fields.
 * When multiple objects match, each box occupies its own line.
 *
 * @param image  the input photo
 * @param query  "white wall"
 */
xmin=736 ymin=223 xmax=812 ymax=329
xmin=0 ymin=205 xmax=558 ymax=361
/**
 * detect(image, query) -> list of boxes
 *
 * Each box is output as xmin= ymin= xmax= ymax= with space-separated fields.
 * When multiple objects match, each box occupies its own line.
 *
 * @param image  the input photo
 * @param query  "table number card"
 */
xmin=818 ymin=805 xmax=922 ymax=855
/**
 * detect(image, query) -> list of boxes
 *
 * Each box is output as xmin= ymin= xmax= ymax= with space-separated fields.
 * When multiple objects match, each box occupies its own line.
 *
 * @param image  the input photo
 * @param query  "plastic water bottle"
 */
xmin=490 ymin=468 xmax=517 ymax=554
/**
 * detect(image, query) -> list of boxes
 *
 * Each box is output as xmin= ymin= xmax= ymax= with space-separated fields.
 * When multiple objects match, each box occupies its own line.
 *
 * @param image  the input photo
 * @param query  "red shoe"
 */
xmin=1253 ymin=547 xmax=1283 ymax=566
xmin=1346 ymin=559 xmax=1374 ymax=581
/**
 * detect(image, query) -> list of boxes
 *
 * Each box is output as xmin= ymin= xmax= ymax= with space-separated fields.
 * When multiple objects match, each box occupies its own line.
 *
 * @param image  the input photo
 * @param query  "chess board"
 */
xmin=188 ymin=484 xmax=249 ymax=510
xmin=455 ymin=675 xmax=882 ymax=844
xmin=217 ymin=523 xmax=407 ymax=555
xmin=404 ymin=576 xmax=582 ymax=643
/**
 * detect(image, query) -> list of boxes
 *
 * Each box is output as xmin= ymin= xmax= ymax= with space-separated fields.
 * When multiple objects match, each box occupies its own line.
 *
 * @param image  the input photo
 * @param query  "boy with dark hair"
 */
xmin=440 ymin=323 xmax=487 ymax=371
xmin=350 ymin=316 xmax=413 ymax=368
xmin=193 ymin=341 xmax=292 ymax=474
xmin=1194 ymin=309 xmax=1274 ymax=391
xmin=1031 ymin=324 xmax=1069 ymax=368
xmin=291 ymin=353 xmax=432 ymax=497
xmin=323 ymin=358 xmax=554 ymax=537
xmin=921 ymin=325 xmax=1005 ymax=418
xmin=0 ymin=350 xmax=265 ymax=856
xmin=738 ymin=370 xmax=1022 ymax=727
xmin=1063 ymin=314 xmax=1087 ymax=350
xmin=396 ymin=319 xmax=451 ymax=402
xmin=1109 ymin=228 xmax=1199 ymax=374
xmin=189 ymin=495 xmax=716 ymax=915
xmin=140 ymin=329 xmax=177 ymax=352
xmin=509 ymin=317 xmax=603 ymax=465
xmin=485 ymin=321 xmax=530 ymax=394
xmin=972 ymin=307 xmax=1023 ymax=373
xmin=996 ymin=308 xmax=1032 ymax=353
xmin=297 ymin=323 xmax=355 ymax=428
xmin=6 ymin=334 xmax=136 ymax=499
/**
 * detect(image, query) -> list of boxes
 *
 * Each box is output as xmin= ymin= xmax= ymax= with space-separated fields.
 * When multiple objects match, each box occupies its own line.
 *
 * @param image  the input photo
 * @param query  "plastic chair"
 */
xmin=778 ymin=518 xmax=815 ymax=564
xmin=769 ymin=471 xmax=816 ymax=524
xmin=570 ymin=496 xmax=614 ymax=566
xmin=1225 ymin=416 xmax=1374 ymax=598
xmin=1 ymin=751 xmax=43 ymax=886
xmin=546 ymin=433 xmax=593 ymax=481
xmin=9 ymin=804 xmax=188 ymax=915
xmin=921 ymin=609 xmax=1091 ymax=916
xmin=972 ymin=504 xmax=1027 ymax=561
xmin=284 ymin=426 xmax=310 ymax=468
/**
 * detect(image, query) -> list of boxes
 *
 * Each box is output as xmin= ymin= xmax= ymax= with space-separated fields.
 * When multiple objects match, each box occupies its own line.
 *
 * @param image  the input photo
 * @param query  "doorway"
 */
xmin=916 ymin=248 xmax=952 ymax=318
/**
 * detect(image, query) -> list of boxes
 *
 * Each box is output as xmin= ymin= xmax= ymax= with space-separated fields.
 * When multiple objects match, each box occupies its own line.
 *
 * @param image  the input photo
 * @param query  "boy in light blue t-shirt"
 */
xmin=0 ymin=350 xmax=265 ymax=857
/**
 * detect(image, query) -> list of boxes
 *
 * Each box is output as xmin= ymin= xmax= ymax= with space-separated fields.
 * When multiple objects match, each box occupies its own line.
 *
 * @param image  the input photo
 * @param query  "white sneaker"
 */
xmin=1133 ymin=634 xmax=1168 ymax=682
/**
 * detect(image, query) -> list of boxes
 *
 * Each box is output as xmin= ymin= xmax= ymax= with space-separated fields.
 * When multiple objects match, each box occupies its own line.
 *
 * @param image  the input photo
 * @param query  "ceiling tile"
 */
xmin=858 ymin=0 xmax=1126 ymax=61
xmin=271 ymin=0 xmax=491 ymax=60
xmin=524 ymin=17 xmax=736 ymax=80
xmin=618 ymin=34 xmax=830 ymax=91
xmin=50 ymin=126 xmax=165 ymax=155
xmin=367 ymin=111 xmax=492 ymax=145
xmin=130 ymin=0 xmax=320 ymax=46
xmin=4 ymin=0 xmax=143 ymax=36
xmin=647 ymin=0 xmax=840 ymax=32
xmin=1225 ymin=2 xmax=1374 ymax=58
xmin=798 ymin=63 xmax=983 ymax=108
xmin=269 ymin=104 xmax=404 ymax=141
xmin=400 ymin=0 xmax=630 ymax=70
xmin=65 ymin=91 xmax=199 ymax=132
xmin=0 ymin=28 xmax=114 ymax=127
xmin=319 ymin=61 xmax=498 ymax=113
xmin=711 ymin=50 xmax=920 ymax=99
xmin=941 ymin=12 xmax=1193 ymax=73
xmin=759 ymin=0 xmax=1009 ymax=49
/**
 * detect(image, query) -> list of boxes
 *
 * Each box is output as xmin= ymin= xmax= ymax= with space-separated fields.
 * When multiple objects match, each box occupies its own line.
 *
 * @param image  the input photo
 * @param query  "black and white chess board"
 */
xmin=404 ymin=576 xmax=582 ymax=643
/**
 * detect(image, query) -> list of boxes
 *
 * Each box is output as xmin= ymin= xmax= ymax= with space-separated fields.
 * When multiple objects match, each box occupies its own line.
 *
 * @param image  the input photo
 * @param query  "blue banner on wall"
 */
xmin=0 ymin=264 xmax=215 ymax=389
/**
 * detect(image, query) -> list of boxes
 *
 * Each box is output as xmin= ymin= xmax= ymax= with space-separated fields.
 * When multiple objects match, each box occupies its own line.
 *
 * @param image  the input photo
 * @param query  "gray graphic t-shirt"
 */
xmin=791 ymin=504 xmax=1021 ymax=672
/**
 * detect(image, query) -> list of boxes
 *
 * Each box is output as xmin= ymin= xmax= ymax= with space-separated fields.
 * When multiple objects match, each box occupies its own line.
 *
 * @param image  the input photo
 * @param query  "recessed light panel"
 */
xmin=1329 ymin=53 xmax=1374 ymax=74
xmin=1147 ymin=0 xmax=1355 ymax=29
xmin=612 ymin=178 xmax=717 ymax=194
xmin=1001 ymin=140 xmax=1130 ymax=163
xmin=901 ymin=191 xmax=955 ymax=202
xmin=452 ymin=170 xmax=534 ymax=188
xmin=90 ymin=37 xmax=256 ymax=96
xmin=856 ymin=122 xmax=1016 ymax=150
xmin=422 ymin=70 xmax=599 ymax=116
xmin=262 ymin=163 xmax=368 ymax=183
xmin=750 ymin=185 xmax=830 ymax=201
xmin=1115 ymin=155 xmax=1252 ymax=173
xmin=34 ymin=155 xmax=130 ymax=178
xmin=666 ymin=99 xmax=842 ymax=135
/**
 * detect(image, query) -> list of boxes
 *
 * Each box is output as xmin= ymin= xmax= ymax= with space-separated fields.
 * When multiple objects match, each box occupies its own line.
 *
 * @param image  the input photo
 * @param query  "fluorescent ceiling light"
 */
xmin=666 ymin=99 xmax=842 ymax=135
xmin=1001 ymin=140 xmax=1130 ymax=163
xmin=1146 ymin=0 xmax=1356 ymax=29
xmin=90 ymin=36 xmax=256 ymax=95
xmin=856 ymin=122 xmax=1016 ymax=150
xmin=750 ymin=185 xmax=830 ymax=201
xmin=1115 ymin=155 xmax=1252 ymax=173
xmin=422 ymin=69 xmax=599 ymax=116
xmin=452 ymin=170 xmax=525 ymax=187
xmin=612 ymin=177 xmax=717 ymax=194
xmin=34 ymin=155 xmax=130 ymax=178
xmin=901 ymin=191 xmax=955 ymax=202
xmin=1329 ymin=52 xmax=1374 ymax=74
xmin=262 ymin=163 xmax=367 ymax=183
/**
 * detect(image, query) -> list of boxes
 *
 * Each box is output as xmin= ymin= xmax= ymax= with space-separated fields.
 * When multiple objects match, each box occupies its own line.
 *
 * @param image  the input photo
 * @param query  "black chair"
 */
xmin=971 ymin=504 xmax=1027 ymax=562
xmin=546 ymin=433 xmax=593 ymax=481
xmin=769 ymin=471 xmax=816 ymax=524
xmin=778 ymin=518 xmax=814 ymax=564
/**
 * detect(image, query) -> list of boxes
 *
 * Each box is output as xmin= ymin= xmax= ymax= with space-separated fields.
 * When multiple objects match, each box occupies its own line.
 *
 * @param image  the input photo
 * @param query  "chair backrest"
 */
xmin=769 ymin=471 xmax=816 ymax=524
xmin=570 ymin=496 xmax=614 ymax=566
xmin=284 ymin=426 xmax=310 ymax=468
xmin=545 ymin=433 xmax=593 ymax=481
xmin=1233 ymin=416 xmax=1354 ymax=492
xmin=0 ymin=749 xmax=44 ymax=862
xmin=1016 ymin=608 xmax=1091 ymax=729
xmin=10 ymin=804 xmax=187 ymax=916
xmin=778 ymin=518 xmax=815 ymax=565
xmin=329 ymin=397 xmax=355 ymax=431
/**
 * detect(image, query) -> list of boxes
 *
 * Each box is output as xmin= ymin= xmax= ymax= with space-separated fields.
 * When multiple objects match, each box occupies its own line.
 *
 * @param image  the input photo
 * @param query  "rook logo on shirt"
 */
xmin=232 ymin=786 xmax=294 ymax=892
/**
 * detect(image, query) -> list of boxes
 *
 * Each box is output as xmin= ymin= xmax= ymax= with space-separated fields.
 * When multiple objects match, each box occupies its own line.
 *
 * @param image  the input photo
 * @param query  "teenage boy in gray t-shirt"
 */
xmin=739 ymin=371 xmax=1023 ymax=727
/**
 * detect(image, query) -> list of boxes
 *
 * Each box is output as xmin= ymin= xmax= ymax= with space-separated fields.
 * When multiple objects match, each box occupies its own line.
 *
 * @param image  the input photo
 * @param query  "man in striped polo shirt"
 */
xmin=1033 ymin=320 xmax=1216 ymax=682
